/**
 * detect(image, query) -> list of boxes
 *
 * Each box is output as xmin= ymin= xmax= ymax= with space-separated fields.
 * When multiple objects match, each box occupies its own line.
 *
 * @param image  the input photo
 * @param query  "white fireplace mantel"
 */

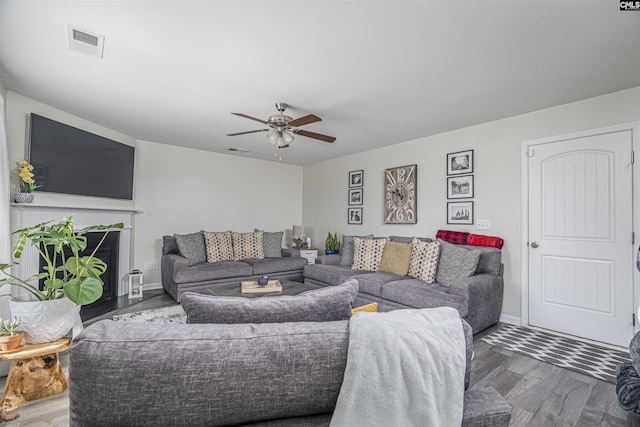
xmin=9 ymin=204 xmax=137 ymax=297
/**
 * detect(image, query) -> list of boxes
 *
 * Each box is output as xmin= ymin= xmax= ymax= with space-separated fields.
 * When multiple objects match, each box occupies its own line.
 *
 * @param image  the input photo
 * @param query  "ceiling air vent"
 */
xmin=66 ymin=24 xmax=104 ymax=58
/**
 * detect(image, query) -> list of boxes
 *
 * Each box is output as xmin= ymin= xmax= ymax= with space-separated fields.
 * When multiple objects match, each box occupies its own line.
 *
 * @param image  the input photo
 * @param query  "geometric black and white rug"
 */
xmin=112 ymin=305 xmax=186 ymax=323
xmin=481 ymin=323 xmax=631 ymax=384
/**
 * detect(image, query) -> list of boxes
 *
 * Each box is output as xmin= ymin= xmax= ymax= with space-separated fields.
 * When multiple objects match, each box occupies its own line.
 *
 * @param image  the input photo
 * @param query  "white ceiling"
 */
xmin=0 ymin=1 xmax=639 ymax=166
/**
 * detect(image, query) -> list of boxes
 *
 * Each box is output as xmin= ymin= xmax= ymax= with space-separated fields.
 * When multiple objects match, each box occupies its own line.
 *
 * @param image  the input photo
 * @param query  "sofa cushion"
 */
xmin=182 ymin=280 xmax=359 ymax=324
xmin=255 ymin=229 xmax=284 ymax=258
xmin=70 ymin=320 xmax=349 ymax=426
xmin=340 ymin=234 xmax=373 ymax=266
xmin=379 ymin=240 xmax=413 ymax=276
xmin=389 ymin=236 xmax=432 ymax=244
xmin=352 ymin=237 xmax=387 ymax=271
xmin=174 ymin=232 xmax=207 ymax=266
xmin=352 ymin=271 xmax=407 ymax=298
xmin=408 ymin=239 xmax=441 ymax=283
xmin=436 ymin=240 xmax=481 ymax=286
xmin=381 ymin=279 xmax=469 ymax=318
xmin=203 ymin=231 xmax=234 ymax=262
xmin=173 ymin=260 xmax=253 ymax=284
xmin=162 ymin=235 xmax=179 ymax=255
xmin=232 ymin=231 xmax=264 ymax=260
xmin=460 ymin=245 xmax=502 ymax=275
xmin=243 ymin=256 xmax=309 ymax=275
xmin=304 ymin=264 xmax=369 ymax=286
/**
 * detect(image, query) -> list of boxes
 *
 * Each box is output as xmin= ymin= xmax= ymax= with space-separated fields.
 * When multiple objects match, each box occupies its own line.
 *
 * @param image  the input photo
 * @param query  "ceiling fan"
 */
xmin=226 ymin=102 xmax=336 ymax=149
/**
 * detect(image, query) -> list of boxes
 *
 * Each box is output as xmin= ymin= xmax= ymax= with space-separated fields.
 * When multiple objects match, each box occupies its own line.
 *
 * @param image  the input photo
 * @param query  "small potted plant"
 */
xmin=0 ymin=316 xmax=24 ymax=352
xmin=14 ymin=159 xmax=40 ymax=203
xmin=324 ymin=232 xmax=340 ymax=255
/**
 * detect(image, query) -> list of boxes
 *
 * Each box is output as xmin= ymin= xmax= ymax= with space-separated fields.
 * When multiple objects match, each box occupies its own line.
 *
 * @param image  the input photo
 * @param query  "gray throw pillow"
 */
xmin=340 ymin=234 xmax=374 ymax=266
xmin=255 ymin=229 xmax=283 ymax=258
xmin=174 ymin=232 xmax=207 ymax=265
xmin=436 ymin=239 xmax=481 ymax=286
xmin=182 ymin=280 xmax=359 ymax=324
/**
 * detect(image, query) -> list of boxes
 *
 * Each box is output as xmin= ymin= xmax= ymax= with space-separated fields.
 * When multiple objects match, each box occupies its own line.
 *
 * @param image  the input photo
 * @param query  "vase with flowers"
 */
xmin=14 ymin=160 xmax=40 ymax=203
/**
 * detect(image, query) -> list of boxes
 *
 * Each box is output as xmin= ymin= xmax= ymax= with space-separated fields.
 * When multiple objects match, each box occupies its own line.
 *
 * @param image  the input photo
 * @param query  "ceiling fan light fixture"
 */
xmin=283 ymin=131 xmax=295 ymax=145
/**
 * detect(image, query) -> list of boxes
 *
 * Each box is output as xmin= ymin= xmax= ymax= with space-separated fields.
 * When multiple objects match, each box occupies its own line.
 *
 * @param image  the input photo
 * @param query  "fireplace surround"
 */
xmin=8 ymin=204 xmax=135 ymax=299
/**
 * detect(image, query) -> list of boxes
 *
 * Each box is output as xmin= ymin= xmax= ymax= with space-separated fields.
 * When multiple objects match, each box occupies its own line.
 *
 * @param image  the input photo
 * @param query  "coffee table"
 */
xmin=195 ymin=280 xmax=322 ymax=298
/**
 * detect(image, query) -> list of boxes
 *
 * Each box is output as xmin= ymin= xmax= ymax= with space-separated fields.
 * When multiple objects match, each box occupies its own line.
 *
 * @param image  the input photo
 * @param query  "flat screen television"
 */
xmin=28 ymin=113 xmax=135 ymax=200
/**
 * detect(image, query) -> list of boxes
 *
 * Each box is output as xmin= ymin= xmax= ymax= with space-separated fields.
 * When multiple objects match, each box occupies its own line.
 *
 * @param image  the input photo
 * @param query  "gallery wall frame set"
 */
xmin=446 ymin=150 xmax=474 ymax=224
xmin=348 ymin=170 xmax=363 ymax=224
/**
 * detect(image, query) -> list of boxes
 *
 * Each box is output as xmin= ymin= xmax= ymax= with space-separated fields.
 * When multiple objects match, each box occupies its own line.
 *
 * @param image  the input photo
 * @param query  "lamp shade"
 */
xmin=292 ymin=225 xmax=307 ymax=237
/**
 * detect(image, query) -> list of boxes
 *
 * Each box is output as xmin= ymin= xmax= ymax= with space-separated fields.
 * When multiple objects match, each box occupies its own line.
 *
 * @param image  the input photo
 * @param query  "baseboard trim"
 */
xmin=499 ymin=314 xmax=521 ymax=326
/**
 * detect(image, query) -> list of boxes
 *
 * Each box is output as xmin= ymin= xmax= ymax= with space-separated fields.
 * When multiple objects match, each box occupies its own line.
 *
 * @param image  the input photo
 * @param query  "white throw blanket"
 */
xmin=330 ymin=307 xmax=466 ymax=427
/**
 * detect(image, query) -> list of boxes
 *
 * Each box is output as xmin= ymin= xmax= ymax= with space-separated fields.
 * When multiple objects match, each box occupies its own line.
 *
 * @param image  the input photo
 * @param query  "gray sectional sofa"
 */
xmin=69 ymin=283 xmax=512 ymax=426
xmin=304 ymin=236 xmax=504 ymax=334
xmin=162 ymin=235 xmax=308 ymax=302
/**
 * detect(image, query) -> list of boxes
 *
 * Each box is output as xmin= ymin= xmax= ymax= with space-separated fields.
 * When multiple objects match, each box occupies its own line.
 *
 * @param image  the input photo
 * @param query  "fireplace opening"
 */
xmin=38 ymin=231 xmax=120 ymax=307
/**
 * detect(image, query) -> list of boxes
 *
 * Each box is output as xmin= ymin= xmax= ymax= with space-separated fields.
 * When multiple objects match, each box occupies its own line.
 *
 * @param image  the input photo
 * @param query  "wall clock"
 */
xmin=384 ymin=164 xmax=417 ymax=224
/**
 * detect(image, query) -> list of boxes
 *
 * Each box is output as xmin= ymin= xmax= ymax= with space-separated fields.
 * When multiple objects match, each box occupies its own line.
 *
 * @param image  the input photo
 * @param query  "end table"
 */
xmin=0 ymin=338 xmax=70 ymax=421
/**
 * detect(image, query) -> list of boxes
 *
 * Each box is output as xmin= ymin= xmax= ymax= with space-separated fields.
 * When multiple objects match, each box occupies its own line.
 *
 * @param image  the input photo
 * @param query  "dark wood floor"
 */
xmin=1 ymin=291 xmax=639 ymax=426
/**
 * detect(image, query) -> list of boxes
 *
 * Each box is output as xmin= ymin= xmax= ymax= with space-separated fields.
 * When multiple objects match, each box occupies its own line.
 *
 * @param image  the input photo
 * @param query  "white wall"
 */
xmin=133 ymin=140 xmax=302 ymax=284
xmin=303 ymin=86 xmax=640 ymax=322
xmin=5 ymin=91 xmax=303 ymax=287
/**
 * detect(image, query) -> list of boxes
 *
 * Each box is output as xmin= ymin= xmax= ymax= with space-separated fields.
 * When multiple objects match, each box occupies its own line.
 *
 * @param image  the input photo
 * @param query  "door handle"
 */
xmin=530 ymin=242 xmax=539 ymax=248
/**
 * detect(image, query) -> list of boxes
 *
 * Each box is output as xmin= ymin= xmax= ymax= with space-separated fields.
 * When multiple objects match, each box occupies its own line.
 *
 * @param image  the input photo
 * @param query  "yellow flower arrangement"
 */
xmin=17 ymin=160 xmax=40 ymax=193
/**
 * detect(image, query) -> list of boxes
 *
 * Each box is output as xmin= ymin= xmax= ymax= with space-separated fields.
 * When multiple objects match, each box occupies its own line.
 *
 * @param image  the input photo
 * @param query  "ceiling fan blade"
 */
xmin=295 ymin=129 xmax=336 ymax=143
xmin=288 ymin=114 xmax=322 ymax=128
xmin=226 ymin=129 xmax=269 ymax=136
xmin=231 ymin=112 xmax=269 ymax=125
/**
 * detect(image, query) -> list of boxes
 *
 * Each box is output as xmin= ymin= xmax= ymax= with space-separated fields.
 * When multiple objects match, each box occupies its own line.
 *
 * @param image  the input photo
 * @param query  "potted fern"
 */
xmin=324 ymin=232 xmax=340 ymax=255
xmin=0 ymin=216 xmax=123 ymax=343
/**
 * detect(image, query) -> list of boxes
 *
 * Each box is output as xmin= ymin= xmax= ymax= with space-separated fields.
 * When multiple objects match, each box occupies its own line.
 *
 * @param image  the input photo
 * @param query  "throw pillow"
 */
xmin=174 ymin=232 xmax=207 ymax=265
xmin=182 ymin=280 xmax=359 ymax=324
xmin=203 ymin=231 xmax=234 ymax=263
xmin=232 ymin=231 xmax=265 ymax=260
xmin=408 ymin=239 xmax=441 ymax=283
xmin=352 ymin=302 xmax=378 ymax=315
xmin=351 ymin=237 xmax=387 ymax=271
xmin=255 ymin=229 xmax=283 ymax=258
xmin=340 ymin=234 xmax=374 ymax=266
xmin=378 ymin=240 xmax=413 ymax=276
xmin=436 ymin=239 xmax=481 ymax=286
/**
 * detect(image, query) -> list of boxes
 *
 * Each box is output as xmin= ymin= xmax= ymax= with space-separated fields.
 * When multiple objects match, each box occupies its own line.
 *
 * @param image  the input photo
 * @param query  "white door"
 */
xmin=528 ymin=130 xmax=634 ymax=347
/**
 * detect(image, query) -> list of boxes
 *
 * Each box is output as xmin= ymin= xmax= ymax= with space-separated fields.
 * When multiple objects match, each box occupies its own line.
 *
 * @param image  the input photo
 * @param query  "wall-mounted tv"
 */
xmin=28 ymin=113 xmax=135 ymax=200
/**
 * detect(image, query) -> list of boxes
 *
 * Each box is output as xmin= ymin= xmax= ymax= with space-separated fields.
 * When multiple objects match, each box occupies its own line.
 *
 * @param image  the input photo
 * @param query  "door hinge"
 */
xmin=527 ymin=148 xmax=535 ymax=157
xmin=634 ymin=313 xmax=636 ymax=327
xmin=633 ymin=151 xmax=635 ymax=164
xmin=634 ymin=232 xmax=636 ymax=245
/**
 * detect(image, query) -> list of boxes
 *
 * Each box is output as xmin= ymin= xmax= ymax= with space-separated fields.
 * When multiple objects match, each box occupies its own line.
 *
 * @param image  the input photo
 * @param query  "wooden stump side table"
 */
xmin=0 ymin=338 xmax=70 ymax=421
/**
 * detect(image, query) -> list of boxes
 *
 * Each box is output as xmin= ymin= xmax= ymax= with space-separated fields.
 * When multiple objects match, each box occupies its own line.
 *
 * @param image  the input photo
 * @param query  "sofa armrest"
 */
xmin=281 ymin=248 xmax=300 ymax=257
xmin=315 ymin=254 xmax=341 ymax=265
xmin=447 ymin=273 xmax=504 ymax=334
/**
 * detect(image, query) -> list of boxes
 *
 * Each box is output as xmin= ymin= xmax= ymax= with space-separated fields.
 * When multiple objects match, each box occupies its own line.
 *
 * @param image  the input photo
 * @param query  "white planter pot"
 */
xmin=9 ymin=296 xmax=81 ymax=344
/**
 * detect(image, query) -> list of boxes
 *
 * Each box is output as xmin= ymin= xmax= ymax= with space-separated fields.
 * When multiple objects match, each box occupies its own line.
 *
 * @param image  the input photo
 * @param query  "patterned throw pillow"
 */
xmin=351 ymin=237 xmax=387 ymax=271
xmin=436 ymin=239 xmax=481 ymax=286
xmin=378 ymin=240 xmax=413 ymax=276
xmin=255 ymin=229 xmax=283 ymax=258
xmin=340 ymin=234 xmax=374 ymax=266
xmin=408 ymin=238 xmax=441 ymax=283
xmin=174 ymin=232 xmax=207 ymax=266
xmin=232 ymin=231 xmax=265 ymax=260
xmin=203 ymin=231 xmax=234 ymax=263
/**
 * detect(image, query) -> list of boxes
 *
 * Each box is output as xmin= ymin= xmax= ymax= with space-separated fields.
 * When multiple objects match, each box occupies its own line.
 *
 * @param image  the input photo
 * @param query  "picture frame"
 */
xmin=447 ymin=150 xmax=474 ymax=175
xmin=348 ymin=188 xmax=363 ymax=206
xmin=348 ymin=207 xmax=363 ymax=225
xmin=447 ymin=175 xmax=474 ymax=199
xmin=447 ymin=201 xmax=474 ymax=225
xmin=349 ymin=170 xmax=363 ymax=188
